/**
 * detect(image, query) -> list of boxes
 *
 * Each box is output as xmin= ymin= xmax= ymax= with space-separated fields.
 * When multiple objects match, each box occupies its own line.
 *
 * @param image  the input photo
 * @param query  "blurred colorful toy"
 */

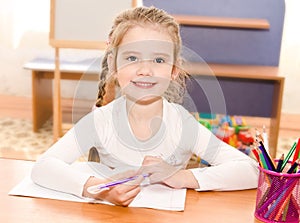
xmin=215 ymin=115 xmax=253 ymax=155
xmin=194 ymin=113 xmax=254 ymax=155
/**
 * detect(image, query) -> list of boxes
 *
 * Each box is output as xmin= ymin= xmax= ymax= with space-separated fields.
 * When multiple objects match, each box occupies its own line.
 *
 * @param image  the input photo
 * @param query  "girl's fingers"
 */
xmin=111 ymin=176 xmax=143 ymax=206
xmin=117 ymin=188 xmax=140 ymax=206
xmin=122 ymin=182 xmax=142 ymax=199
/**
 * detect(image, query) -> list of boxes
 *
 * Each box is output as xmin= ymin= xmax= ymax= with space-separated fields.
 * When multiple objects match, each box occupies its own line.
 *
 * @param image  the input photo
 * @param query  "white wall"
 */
xmin=0 ymin=0 xmax=102 ymax=101
xmin=0 ymin=0 xmax=299 ymax=113
xmin=0 ymin=0 xmax=52 ymax=95
xmin=279 ymin=0 xmax=300 ymax=114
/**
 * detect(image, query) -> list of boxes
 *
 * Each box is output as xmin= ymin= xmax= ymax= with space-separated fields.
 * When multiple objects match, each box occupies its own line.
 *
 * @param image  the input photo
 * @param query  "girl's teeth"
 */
xmin=135 ymin=82 xmax=154 ymax=87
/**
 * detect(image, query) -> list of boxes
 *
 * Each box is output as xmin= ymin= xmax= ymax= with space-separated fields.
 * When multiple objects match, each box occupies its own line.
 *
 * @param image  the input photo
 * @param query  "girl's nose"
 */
xmin=136 ymin=60 xmax=153 ymax=76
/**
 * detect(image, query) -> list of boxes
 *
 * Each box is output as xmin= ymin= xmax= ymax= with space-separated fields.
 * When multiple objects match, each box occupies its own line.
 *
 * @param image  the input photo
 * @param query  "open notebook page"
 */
xmin=9 ymin=162 xmax=186 ymax=211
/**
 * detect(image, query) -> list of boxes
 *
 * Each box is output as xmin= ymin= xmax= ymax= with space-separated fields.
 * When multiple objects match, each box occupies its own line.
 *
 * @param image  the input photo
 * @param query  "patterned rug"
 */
xmin=0 ymin=117 xmax=53 ymax=160
xmin=0 ymin=117 xmax=297 ymax=161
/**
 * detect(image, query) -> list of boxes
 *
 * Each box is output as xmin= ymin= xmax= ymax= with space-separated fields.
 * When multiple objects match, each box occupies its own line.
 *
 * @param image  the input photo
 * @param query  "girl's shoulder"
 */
xmin=163 ymin=98 xmax=194 ymax=120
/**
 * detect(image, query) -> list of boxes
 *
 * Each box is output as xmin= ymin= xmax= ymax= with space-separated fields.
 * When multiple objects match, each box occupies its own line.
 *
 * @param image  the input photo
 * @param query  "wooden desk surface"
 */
xmin=184 ymin=62 xmax=284 ymax=81
xmin=0 ymin=158 xmax=263 ymax=223
xmin=23 ymin=57 xmax=100 ymax=74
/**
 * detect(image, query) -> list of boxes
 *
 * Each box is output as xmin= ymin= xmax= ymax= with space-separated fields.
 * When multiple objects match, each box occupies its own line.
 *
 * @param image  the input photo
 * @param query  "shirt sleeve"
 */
xmin=31 ymin=112 xmax=103 ymax=197
xmin=189 ymin=117 xmax=259 ymax=191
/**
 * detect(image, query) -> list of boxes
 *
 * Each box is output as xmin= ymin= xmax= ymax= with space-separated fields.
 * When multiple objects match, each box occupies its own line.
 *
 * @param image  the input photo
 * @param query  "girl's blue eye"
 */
xmin=154 ymin=58 xmax=165 ymax=63
xmin=127 ymin=56 xmax=138 ymax=62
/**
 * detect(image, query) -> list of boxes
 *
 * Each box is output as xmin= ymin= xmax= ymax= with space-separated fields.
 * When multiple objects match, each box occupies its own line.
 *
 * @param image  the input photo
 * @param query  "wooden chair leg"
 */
xmin=88 ymin=147 xmax=100 ymax=163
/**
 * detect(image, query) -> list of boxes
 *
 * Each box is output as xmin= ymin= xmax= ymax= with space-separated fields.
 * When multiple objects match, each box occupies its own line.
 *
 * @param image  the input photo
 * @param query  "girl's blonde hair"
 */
xmin=95 ymin=6 xmax=187 ymax=107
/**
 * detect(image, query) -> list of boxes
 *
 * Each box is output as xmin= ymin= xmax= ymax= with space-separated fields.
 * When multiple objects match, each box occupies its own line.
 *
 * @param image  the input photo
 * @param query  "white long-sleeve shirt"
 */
xmin=31 ymin=96 xmax=258 ymax=197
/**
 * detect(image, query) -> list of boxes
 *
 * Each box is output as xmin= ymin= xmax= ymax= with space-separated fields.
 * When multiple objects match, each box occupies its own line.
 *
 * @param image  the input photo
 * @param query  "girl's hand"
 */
xmin=141 ymin=156 xmax=199 ymax=189
xmin=141 ymin=156 xmax=179 ymax=185
xmin=83 ymin=171 xmax=144 ymax=206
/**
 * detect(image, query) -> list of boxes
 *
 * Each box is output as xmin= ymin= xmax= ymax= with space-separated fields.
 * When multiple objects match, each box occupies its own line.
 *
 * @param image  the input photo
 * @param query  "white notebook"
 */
xmin=9 ymin=162 xmax=187 ymax=211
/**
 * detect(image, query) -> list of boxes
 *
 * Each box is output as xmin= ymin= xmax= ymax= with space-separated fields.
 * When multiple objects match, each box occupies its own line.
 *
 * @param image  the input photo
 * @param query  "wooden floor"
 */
xmin=0 ymin=94 xmax=90 ymax=124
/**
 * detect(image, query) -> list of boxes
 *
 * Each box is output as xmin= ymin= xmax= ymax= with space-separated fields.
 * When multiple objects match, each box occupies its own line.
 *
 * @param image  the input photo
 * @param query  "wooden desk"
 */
xmin=0 ymin=158 xmax=262 ymax=223
xmin=24 ymin=57 xmax=100 ymax=132
xmin=185 ymin=63 xmax=284 ymax=158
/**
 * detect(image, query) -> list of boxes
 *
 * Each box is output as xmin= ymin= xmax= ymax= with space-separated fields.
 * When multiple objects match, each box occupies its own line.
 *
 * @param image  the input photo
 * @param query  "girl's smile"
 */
xmin=130 ymin=80 xmax=157 ymax=89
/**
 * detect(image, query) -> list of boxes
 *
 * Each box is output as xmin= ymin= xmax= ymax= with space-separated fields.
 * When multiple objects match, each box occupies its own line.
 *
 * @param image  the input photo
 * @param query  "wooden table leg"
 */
xmin=268 ymin=78 xmax=285 ymax=158
xmin=53 ymin=48 xmax=62 ymax=141
xmin=31 ymin=71 xmax=53 ymax=132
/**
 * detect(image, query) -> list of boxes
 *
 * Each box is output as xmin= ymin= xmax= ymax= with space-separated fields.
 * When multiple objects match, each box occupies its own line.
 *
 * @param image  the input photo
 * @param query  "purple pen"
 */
xmin=87 ymin=173 xmax=149 ymax=194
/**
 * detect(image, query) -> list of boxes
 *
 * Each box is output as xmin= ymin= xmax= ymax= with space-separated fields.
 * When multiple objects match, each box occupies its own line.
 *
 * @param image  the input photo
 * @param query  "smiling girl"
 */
xmin=31 ymin=6 xmax=258 ymax=207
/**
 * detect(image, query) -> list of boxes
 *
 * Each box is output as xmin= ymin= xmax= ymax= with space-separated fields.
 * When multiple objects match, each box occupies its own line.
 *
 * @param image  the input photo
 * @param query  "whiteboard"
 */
xmin=50 ymin=0 xmax=136 ymax=49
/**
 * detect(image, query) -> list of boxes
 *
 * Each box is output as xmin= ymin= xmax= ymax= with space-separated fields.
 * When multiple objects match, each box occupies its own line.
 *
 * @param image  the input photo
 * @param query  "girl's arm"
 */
xmin=31 ymin=112 xmax=144 ymax=205
xmin=31 ymin=112 xmax=100 ymax=197
xmin=189 ymin=122 xmax=259 ymax=191
xmin=140 ymin=105 xmax=258 ymax=190
xmin=31 ymin=127 xmax=94 ymax=197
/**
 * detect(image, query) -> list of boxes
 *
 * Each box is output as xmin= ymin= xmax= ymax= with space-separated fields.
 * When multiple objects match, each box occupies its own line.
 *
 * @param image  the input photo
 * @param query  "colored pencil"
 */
xmin=258 ymin=141 xmax=275 ymax=171
xmin=287 ymin=159 xmax=299 ymax=174
xmin=280 ymin=142 xmax=297 ymax=172
xmin=291 ymin=138 xmax=300 ymax=163
xmin=276 ymin=154 xmax=284 ymax=172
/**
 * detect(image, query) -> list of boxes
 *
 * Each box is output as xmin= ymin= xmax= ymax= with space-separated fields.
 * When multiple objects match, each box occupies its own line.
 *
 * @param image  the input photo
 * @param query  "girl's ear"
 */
xmin=171 ymin=65 xmax=180 ymax=80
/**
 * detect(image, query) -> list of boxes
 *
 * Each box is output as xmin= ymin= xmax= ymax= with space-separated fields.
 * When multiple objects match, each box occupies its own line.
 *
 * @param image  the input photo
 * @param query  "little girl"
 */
xmin=31 ymin=6 xmax=258 ymax=206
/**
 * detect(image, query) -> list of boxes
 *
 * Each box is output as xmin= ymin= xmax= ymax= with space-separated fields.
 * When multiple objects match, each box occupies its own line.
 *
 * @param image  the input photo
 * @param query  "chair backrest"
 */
xmin=143 ymin=0 xmax=285 ymax=66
